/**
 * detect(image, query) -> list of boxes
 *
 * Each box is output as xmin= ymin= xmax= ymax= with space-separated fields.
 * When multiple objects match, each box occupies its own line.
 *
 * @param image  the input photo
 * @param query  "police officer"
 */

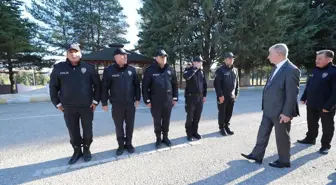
xmin=183 ymin=56 xmax=207 ymax=141
xmin=49 ymin=43 xmax=101 ymax=164
xmin=142 ymin=49 xmax=178 ymax=148
xmin=298 ymin=50 xmax=336 ymax=154
xmin=101 ymin=48 xmax=141 ymax=156
xmin=214 ymin=52 xmax=239 ymax=136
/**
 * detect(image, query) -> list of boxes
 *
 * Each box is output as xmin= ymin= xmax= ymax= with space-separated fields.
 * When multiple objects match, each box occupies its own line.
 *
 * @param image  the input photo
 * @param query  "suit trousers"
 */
xmin=150 ymin=102 xmax=173 ymax=136
xmin=185 ymin=95 xmax=203 ymax=136
xmin=63 ymin=106 xmax=94 ymax=147
xmin=217 ymin=98 xmax=235 ymax=129
xmin=111 ymin=103 xmax=136 ymax=146
xmin=251 ymin=113 xmax=291 ymax=164
xmin=306 ymin=106 xmax=335 ymax=149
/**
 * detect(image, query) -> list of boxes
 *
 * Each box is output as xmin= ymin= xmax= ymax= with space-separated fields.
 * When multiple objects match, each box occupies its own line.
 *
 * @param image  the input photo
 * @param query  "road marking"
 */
xmin=33 ymin=141 xmax=199 ymax=177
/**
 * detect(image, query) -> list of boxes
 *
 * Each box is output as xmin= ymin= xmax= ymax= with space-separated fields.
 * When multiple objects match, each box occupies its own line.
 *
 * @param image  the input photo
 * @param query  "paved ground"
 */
xmin=1 ymin=87 xmax=336 ymax=185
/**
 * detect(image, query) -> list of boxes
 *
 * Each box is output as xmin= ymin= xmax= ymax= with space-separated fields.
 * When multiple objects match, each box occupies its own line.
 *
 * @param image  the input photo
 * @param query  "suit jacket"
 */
xmin=262 ymin=60 xmax=301 ymax=118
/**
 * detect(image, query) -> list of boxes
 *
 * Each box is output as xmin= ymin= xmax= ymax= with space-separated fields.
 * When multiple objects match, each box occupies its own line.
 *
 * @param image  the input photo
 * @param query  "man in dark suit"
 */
xmin=241 ymin=43 xmax=301 ymax=168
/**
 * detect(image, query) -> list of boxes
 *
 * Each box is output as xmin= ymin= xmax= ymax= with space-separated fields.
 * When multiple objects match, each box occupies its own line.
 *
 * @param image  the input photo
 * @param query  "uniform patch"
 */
xmin=322 ymin=72 xmax=328 ymax=78
xmin=153 ymin=74 xmax=160 ymax=76
xmin=184 ymin=71 xmax=188 ymax=74
xmin=112 ymin=74 xmax=120 ymax=77
xmin=81 ymin=67 xmax=87 ymax=74
xmin=128 ymin=70 xmax=132 ymax=76
xmin=60 ymin=71 xmax=69 ymax=75
xmin=167 ymin=70 xmax=171 ymax=75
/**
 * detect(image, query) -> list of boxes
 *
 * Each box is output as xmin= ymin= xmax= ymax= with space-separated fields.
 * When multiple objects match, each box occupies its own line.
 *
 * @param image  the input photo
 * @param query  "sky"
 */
xmin=21 ymin=0 xmax=142 ymax=50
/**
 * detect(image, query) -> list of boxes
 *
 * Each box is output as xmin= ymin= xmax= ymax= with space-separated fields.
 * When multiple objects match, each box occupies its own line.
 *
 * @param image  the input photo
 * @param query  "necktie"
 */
xmin=265 ymin=66 xmax=277 ymax=88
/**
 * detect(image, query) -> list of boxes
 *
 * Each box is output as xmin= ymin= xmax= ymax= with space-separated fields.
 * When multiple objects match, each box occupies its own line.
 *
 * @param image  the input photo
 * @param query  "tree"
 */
xmin=29 ymin=0 xmax=129 ymax=53
xmin=0 ymin=0 xmax=46 ymax=93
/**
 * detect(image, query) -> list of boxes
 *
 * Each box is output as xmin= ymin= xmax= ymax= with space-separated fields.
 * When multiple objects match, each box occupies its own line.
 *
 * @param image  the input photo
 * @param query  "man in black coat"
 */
xmin=101 ymin=48 xmax=141 ymax=156
xmin=183 ymin=56 xmax=207 ymax=141
xmin=298 ymin=49 xmax=336 ymax=154
xmin=49 ymin=43 xmax=101 ymax=164
xmin=214 ymin=52 xmax=239 ymax=136
xmin=142 ymin=49 xmax=178 ymax=148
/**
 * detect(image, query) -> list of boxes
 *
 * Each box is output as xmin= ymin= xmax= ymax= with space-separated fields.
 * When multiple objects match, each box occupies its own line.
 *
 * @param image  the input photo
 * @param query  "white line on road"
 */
xmin=33 ymin=140 xmax=199 ymax=177
xmin=0 ymin=102 xmax=217 ymax=121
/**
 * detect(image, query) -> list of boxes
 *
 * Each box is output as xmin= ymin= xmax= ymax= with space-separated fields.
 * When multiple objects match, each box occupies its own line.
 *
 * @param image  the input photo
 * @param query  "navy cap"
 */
xmin=223 ymin=52 xmax=235 ymax=58
xmin=114 ymin=48 xmax=130 ymax=56
xmin=67 ymin=43 xmax=81 ymax=52
xmin=192 ymin=56 xmax=205 ymax=62
xmin=156 ymin=49 xmax=168 ymax=57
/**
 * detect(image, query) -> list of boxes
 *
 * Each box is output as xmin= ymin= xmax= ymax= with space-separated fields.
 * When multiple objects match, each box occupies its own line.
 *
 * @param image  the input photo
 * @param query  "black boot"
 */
xmin=220 ymin=128 xmax=227 ymax=136
xmin=225 ymin=126 xmax=234 ymax=135
xmin=186 ymin=127 xmax=193 ymax=141
xmin=193 ymin=132 xmax=202 ymax=140
xmin=68 ymin=145 xmax=83 ymax=165
xmin=83 ymin=144 xmax=92 ymax=162
xmin=125 ymin=144 xmax=135 ymax=154
xmin=192 ymin=125 xmax=202 ymax=139
xmin=155 ymin=132 xmax=162 ymax=149
xmin=297 ymin=137 xmax=316 ymax=145
xmin=116 ymin=141 xmax=124 ymax=156
xmin=162 ymin=133 xmax=172 ymax=147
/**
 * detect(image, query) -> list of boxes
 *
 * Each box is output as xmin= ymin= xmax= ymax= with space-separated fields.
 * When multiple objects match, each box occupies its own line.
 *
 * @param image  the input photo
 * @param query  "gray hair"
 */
xmin=269 ymin=43 xmax=289 ymax=58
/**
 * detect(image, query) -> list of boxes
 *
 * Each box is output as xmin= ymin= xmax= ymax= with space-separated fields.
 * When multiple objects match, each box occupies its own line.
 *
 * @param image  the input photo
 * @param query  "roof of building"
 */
xmin=82 ymin=43 xmax=153 ymax=63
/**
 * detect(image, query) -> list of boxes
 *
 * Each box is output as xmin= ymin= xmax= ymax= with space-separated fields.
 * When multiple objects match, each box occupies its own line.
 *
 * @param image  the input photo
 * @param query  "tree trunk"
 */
xmin=259 ymin=70 xmax=263 ymax=85
xmin=7 ymin=58 xmax=15 ymax=93
xmin=240 ymin=68 xmax=251 ymax=86
xmin=203 ymin=61 xmax=211 ymax=81
xmin=179 ymin=54 xmax=183 ymax=89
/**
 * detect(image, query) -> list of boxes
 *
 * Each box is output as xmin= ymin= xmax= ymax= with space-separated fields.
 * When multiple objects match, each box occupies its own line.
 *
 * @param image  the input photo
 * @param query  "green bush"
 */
xmin=0 ymin=74 xmax=9 ymax=85
xmin=15 ymin=72 xmax=50 ymax=86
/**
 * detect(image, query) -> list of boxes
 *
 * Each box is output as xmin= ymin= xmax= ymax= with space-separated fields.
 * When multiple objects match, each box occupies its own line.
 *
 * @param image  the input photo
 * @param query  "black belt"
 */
xmin=186 ymin=93 xmax=203 ymax=97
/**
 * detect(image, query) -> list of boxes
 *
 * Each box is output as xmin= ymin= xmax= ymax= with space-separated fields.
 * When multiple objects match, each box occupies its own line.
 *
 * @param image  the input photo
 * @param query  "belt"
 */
xmin=186 ymin=93 xmax=203 ymax=97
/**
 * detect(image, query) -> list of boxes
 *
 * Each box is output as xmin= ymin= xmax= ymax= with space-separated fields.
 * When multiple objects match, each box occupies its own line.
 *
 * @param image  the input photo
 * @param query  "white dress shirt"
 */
xmin=271 ymin=59 xmax=287 ymax=80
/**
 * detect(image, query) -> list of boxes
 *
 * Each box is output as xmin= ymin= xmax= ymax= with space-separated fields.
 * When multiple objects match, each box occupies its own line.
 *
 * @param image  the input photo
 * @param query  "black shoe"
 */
xmin=297 ymin=138 xmax=316 ymax=145
xmin=83 ymin=145 xmax=92 ymax=162
xmin=269 ymin=160 xmax=290 ymax=168
xmin=193 ymin=133 xmax=202 ymax=140
xmin=220 ymin=129 xmax=227 ymax=136
xmin=319 ymin=147 xmax=330 ymax=154
xmin=162 ymin=137 xmax=172 ymax=147
xmin=241 ymin=153 xmax=262 ymax=164
xmin=156 ymin=138 xmax=162 ymax=149
xmin=116 ymin=146 xmax=124 ymax=156
xmin=68 ymin=146 xmax=83 ymax=165
xmin=126 ymin=144 xmax=135 ymax=154
xmin=225 ymin=126 xmax=234 ymax=135
xmin=187 ymin=136 xmax=193 ymax=141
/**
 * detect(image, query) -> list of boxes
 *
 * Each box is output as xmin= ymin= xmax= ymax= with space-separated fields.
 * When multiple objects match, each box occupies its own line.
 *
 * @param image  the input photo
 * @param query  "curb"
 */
xmin=0 ymin=93 xmax=50 ymax=104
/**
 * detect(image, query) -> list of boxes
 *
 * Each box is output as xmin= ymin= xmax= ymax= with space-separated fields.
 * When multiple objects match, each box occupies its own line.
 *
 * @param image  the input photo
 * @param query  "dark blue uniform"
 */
xmin=213 ymin=64 xmax=239 ymax=134
xmin=49 ymin=59 xmax=101 ymax=148
xmin=101 ymin=64 xmax=141 ymax=147
xmin=142 ymin=62 xmax=178 ymax=144
xmin=183 ymin=66 xmax=207 ymax=138
xmin=300 ymin=62 xmax=336 ymax=149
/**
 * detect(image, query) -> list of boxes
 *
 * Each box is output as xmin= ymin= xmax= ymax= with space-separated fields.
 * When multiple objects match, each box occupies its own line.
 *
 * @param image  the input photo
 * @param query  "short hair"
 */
xmin=316 ymin=50 xmax=334 ymax=59
xmin=269 ymin=43 xmax=289 ymax=57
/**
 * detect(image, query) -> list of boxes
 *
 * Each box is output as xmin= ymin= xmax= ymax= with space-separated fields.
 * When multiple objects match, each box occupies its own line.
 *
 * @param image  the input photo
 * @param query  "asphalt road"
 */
xmin=1 ymin=87 xmax=336 ymax=185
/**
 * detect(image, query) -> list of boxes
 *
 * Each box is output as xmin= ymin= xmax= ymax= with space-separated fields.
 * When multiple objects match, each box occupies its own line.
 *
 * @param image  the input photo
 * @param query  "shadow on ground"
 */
xmin=0 ymin=134 xmax=211 ymax=185
xmin=190 ymin=142 xmax=322 ymax=185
